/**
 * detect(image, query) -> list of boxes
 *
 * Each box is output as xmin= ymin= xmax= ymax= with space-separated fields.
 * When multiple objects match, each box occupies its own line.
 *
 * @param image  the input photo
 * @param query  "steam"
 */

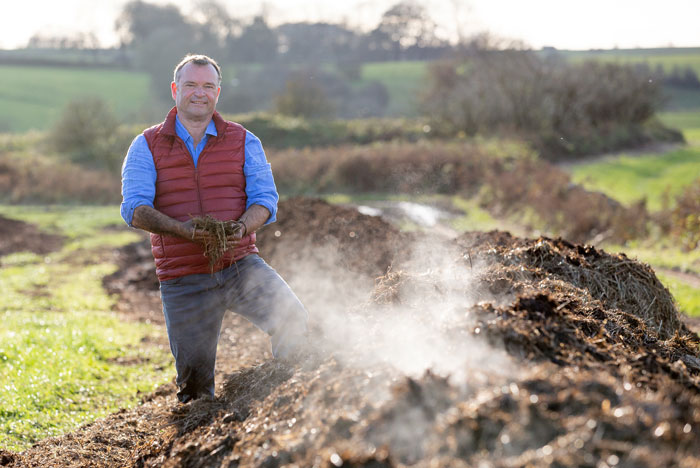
xmin=279 ymin=234 xmax=519 ymax=384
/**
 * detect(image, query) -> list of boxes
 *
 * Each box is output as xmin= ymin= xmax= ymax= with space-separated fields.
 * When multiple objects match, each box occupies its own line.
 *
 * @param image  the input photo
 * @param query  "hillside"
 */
xmin=2 ymin=46 xmax=699 ymax=132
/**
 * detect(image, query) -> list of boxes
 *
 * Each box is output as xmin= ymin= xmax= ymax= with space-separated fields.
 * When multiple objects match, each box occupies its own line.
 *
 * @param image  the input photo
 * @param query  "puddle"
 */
xmin=355 ymin=201 xmax=451 ymax=228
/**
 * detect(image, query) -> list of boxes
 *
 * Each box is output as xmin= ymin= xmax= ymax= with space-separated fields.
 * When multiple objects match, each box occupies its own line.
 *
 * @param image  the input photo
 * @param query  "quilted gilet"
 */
xmin=144 ymin=107 xmax=258 ymax=281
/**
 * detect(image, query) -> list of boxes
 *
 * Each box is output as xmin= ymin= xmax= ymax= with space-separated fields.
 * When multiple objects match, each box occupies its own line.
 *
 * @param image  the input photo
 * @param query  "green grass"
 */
xmin=361 ymin=61 xmax=428 ymax=117
xmin=0 ymin=205 xmax=170 ymax=451
xmin=568 ymin=109 xmax=700 ymax=212
xmin=606 ymin=240 xmax=700 ymax=276
xmin=0 ymin=65 xmax=150 ymax=133
xmin=569 ymin=146 xmax=700 ymax=211
xmin=562 ymin=47 xmax=700 ymax=75
xmin=659 ymin=110 xmax=700 ymax=144
xmin=656 ymin=272 xmax=700 ymax=317
xmin=660 ymin=88 xmax=700 ymax=112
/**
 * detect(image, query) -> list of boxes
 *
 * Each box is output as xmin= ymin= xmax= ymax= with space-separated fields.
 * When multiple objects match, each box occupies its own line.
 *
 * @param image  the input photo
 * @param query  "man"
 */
xmin=120 ymin=54 xmax=308 ymax=403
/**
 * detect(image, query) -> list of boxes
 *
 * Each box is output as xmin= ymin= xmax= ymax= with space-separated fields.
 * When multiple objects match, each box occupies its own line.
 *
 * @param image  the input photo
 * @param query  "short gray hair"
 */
xmin=173 ymin=54 xmax=222 ymax=85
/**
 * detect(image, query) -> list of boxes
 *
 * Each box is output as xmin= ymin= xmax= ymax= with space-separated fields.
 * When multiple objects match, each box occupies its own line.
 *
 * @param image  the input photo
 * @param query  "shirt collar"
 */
xmin=174 ymin=115 xmax=218 ymax=142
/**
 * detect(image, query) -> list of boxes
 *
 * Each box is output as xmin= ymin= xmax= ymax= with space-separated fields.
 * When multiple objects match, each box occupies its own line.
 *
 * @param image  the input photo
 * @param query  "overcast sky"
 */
xmin=1 ymin=0 xmax=698 ymax=50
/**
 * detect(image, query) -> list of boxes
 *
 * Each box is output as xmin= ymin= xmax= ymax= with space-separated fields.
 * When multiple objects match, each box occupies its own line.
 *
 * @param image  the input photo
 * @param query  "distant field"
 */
xmin=361 ymin=61 xmax=428 ymax=117
xmin=2 ymin=48 xmax=699 ymax=133
xmin=562 ymin=47 xmax=700 ymax=74
xmin=569 ymin=110 xmax=700 ymax=211
xmin=570 ymin=146 xmax=700 ymax=211
xmin=561 ymin=48 xmax=700 ymax=111
xmin=659 ymin=110 xmax=700 ymax=144
xmin=0 ymin=65 xmax=150 ymax=132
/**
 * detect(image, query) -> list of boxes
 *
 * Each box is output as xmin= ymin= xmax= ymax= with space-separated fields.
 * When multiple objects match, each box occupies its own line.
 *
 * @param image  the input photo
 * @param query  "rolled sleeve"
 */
xmin=120 ymin=134 xmax=156 ymax=226
xmin=244 ymin=131 xmax=279 ymax=224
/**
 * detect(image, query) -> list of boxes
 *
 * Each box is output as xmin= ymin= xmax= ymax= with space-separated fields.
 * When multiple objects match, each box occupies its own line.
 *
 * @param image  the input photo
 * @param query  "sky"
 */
xmin=0 ymin=0 xmax=698 ymax=50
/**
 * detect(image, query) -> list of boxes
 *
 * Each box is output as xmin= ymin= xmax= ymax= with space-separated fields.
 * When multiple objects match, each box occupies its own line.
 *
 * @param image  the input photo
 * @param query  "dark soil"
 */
xmin=0 ymin=215 xmax=63 ymax=257
xmin=6 ymin=198 xmax=700 ymax=468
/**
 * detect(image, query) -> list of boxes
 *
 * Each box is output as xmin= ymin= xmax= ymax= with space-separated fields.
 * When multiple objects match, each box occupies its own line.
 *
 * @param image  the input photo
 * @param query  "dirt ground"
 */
xmin=0 ymin=215 xmax=63 ymax=258
xmin=3 ymin=198 xmax=700 ymax=468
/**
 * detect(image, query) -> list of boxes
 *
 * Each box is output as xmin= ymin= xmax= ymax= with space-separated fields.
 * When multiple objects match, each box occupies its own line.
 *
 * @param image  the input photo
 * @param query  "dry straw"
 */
xmin=190 ymin=215 xmax=245 ymax=268
xmin=504 ymin=239 xmax=682 ymax=340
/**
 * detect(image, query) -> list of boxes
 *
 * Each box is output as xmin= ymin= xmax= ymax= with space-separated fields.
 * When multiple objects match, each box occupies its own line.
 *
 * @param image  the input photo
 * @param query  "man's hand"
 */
xmin=182 ymin=218 xmax=218 ymax=247
xmin=133 ymin=204 xmax=270 ymax=250
xmin=225 ymin=221 xmax=247 ymax=249
xmin=133 ymin=206 xmax=215 ymax=245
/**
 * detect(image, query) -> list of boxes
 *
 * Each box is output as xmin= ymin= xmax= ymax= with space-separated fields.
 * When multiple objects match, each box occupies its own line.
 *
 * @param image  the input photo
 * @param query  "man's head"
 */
xmin=171 ymin=54 xmax=222 ymax=121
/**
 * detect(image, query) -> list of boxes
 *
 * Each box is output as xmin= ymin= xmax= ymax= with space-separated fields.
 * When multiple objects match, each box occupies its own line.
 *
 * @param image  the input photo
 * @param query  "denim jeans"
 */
xmin=159 ymin=254 xmax=308 ymax=402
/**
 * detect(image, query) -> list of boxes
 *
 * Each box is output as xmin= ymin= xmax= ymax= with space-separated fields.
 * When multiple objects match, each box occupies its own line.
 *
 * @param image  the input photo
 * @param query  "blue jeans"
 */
xmin=159 ymin=254 xmax=308 ymax=402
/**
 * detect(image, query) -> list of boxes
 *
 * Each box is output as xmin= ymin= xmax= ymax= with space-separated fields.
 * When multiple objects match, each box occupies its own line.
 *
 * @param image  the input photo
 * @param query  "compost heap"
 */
xmin=4 ymin=197 xmax=699 ymax=468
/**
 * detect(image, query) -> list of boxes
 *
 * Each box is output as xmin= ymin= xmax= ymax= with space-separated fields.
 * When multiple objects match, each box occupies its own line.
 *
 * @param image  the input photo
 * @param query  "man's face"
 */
xmin=171 ymin=62 xmax=221 ymax=120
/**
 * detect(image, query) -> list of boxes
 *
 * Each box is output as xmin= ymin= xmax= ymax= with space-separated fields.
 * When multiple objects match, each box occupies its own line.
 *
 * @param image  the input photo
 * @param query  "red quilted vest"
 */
xmin=143 ymin=107 xmax=258 ymax=281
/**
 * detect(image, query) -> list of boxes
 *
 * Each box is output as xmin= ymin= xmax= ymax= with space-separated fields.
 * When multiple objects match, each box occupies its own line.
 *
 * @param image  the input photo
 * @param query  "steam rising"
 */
xmin=281 ymin=235 xmax=519 ymax=384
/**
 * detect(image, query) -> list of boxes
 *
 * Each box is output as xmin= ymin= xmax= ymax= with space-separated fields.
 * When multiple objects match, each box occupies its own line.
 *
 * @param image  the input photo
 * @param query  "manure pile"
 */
xmin=5 ymin=198 xmax=700 ymax=468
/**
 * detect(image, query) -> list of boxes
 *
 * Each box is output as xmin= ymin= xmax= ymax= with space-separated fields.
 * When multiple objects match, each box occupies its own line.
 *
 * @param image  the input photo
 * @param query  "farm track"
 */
xmin=658 ymin=267 xmax=700 ymax=289
xmin=3 ymin=197 xmax=700 ymax=468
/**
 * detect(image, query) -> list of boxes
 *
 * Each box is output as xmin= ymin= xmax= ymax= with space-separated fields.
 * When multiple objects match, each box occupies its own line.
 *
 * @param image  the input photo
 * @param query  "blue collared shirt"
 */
xmin=120 ymin=115 xmax=278 ymax=226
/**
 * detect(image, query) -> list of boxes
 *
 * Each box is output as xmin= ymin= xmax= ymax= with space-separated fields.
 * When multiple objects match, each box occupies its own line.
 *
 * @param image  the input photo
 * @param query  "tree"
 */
xmin=366 ymin=1 xmax=443 ymax=60
xmin=115 ymin=1 xmax=203 ymax=103
xmin=420 ymin=36 xmax=665 ymax=158
xmin=115 ymin=0 xmax=191 ymax=47
xmin=228 ymin=16 xmax=278 ymax=63
xmin=275 ymin=22 xmax=361 ymax=64
xmin=274 ymin=71 xmax=334 ymax=118
xmin=26 ymin=32 xmax=100 ymax=49
xmin=49 ymin=97 xmax=130 ymax=172
xmin=190 ymin=0 xmax=242 ymax=59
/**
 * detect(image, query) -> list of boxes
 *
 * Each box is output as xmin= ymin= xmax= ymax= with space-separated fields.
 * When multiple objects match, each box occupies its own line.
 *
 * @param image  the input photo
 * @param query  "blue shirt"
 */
xmin=120 ymin=115 xmax=278 ymax=226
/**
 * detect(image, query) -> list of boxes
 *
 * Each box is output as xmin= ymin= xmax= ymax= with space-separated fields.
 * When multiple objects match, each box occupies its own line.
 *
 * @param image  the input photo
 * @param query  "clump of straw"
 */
xmin=190 ymin=215 xmax=245 ymax=267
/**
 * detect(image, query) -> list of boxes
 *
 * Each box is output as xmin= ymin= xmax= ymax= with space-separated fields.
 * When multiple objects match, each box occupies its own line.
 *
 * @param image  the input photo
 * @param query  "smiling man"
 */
xmin=120 ymin=54 xmax=308 ymax=404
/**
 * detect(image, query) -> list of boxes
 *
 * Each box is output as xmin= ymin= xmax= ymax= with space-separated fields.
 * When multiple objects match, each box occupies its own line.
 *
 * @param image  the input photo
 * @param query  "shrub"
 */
xmin=420 ymin=38 xmax=682 ymax=160
xmin=670 ymin=178 xmax=700 ymax=250
xmin=227 ymin=112 xmax=432 ymax=149
xmin=268 ymin=140 xmax=648 ymax=243
xmin=274 ymin=73 xmax=335 ymax=118
xmin=48 ymin=97 xmax=133 ymax=173
xmin=0 ymin=147 xmax=120 ymax=204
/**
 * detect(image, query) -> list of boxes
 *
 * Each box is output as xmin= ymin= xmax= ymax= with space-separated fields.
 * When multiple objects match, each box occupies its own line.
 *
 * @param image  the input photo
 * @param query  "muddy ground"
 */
xmin=3 ymin=197 xmax=700 ymax=468
xmin=0 ymin=215 xmax=63 ymax=258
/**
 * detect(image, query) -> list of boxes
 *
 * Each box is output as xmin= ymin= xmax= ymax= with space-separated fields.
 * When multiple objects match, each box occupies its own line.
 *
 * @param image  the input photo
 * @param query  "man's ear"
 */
xmin=171 ymin=81 xmax=177 ymax=100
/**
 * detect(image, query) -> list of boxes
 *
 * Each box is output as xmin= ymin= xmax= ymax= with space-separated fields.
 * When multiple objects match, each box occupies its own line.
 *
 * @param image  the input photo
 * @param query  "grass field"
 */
xmin=2 ymin=48 xmax=699 ymax=132
xmin=569 ymin=145 xmax=700 ymax=211
xmin=569 ymin=110 xmax=700 ymax=211
xmin=361 ymin=61 xmax=427 ymax=117
xmin=656 ymin=271 xmax=700 ymax=317
xmin=0 ymin=61 xmax=429 ymax=132
xmin=0 ymin=65 xmax=150 ymax=132
xmin=659 ymin=110 xmax=700 ymax=144
xmin=0 ymin=205 xmax=170 ymax=451
xmin=563 ymin=47 xmax=700 ymax=74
